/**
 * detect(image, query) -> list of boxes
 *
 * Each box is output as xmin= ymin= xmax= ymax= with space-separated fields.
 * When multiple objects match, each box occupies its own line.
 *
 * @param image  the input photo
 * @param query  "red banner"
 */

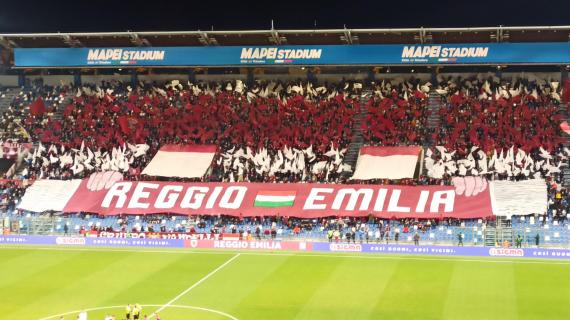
xmin=94 ymin=231 xmax=223 ymax=240
xmin=184 ymin=239 xmax=312 ymax=251
xmin=63 ymin=179 xmax=493 ymax=218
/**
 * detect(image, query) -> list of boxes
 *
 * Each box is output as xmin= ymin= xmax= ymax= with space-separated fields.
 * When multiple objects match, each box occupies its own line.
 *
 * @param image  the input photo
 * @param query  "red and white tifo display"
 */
xmin=21 ymin=179 xmax=494 ymax=219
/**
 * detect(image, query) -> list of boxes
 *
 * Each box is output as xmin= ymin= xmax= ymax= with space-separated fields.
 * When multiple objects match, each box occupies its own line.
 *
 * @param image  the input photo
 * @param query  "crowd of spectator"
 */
xmin=362 ymin=80 xmax=430 ymax=146
xmin=0 ymin=76 xmax=568 ymax=243
xmin=433 ymin=77 xmax=564 ymax=152
xmin=424 ymin=144 xmax=569 ymax=180
xmin=8 ymin=80 xmax=359 ymax=183
xmin=53 ymin=211 xmax=478 ymax=243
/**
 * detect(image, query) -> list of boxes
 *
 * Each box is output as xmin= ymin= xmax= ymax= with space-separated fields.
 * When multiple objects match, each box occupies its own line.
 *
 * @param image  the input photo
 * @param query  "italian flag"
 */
xmin=254 ymin=191 xmax=296 ymax=208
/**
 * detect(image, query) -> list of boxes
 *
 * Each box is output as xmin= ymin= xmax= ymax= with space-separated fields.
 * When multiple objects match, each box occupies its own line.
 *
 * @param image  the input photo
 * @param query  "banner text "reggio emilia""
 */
xmin=100 ymin=182 xmax=455 ymax=213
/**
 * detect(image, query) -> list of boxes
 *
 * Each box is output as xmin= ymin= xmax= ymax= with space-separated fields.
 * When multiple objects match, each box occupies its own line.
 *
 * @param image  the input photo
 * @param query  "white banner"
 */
xmin=490 ymin=179 xmax=547 ymax=217
xmin=351 ymin=146 xmax=420 ymax=180
xmin=142 ymin=145 xmax=216 ymax=179
xmin=17 ymin=180 xmax=82 ymax=212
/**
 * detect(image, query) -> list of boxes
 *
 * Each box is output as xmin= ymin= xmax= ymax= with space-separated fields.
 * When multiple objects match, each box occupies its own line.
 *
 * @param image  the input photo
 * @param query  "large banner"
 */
xmin=58 ymin=179 xmax=493 ymax=218
xmin=141 ymin=145 xmax=216 ymax=179
xmin=14 ymin=43 xmax=570 ymax=67
xmin=490 ymin=179 xmax=547 ymax=217
xmin=18 ymin=180 xmax=83 ymax=212
xmin=351 ymin=146 xmax=421 ymax=180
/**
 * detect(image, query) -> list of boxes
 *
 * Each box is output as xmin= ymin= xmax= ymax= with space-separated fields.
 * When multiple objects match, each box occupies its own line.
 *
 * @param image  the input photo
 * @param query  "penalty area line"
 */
xmin=151 ymin=253 xmax=241 ymax=318
xmin=38 ymin=304 xmax=238 ymax=320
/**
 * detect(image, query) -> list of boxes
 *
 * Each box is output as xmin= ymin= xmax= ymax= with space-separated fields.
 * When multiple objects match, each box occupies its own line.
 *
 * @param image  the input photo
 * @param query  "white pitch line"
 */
xmin=38 ymin=304 xmax=238 ymax=320
xmin=151 ymin=253 xmax=241 ymax=318
xmin=3 ymin=245 xmax=570 ymax=266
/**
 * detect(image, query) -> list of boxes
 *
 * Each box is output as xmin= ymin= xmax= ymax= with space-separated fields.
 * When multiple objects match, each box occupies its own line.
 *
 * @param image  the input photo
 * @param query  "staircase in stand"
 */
xmin=0 ymin=88 xmax=19 ymax=138
xmin=425 ymin=90 xmax=442 ymax=146
xmin=342 ymin=90 xmax=370 ymax=174
xmin=557 ymin=103 xmax=570 ymax=186
xmin=558 ymin=103 xmax=570 ymax=146
xmin=51 ymin=94 xmax=73 ymax=122
xmin=0 ymin=87 xmax=18 ymax=112
xmin=484 ymin=216 xmax=514 ymax=247
xmin=562 ymin=167 xmax=570 ymax=187
xmin=28 ymin=216 xmax=56 ymax=235
xmin=484 ymin=228 xmax=497 ymax=247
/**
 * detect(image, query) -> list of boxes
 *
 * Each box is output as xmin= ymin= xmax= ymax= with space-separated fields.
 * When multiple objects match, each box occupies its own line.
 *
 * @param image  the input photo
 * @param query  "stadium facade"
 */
xmin=1 ymin=25 xmax=570 ymax=86
xmin=1 ymin=25 xmax=569 ymax=248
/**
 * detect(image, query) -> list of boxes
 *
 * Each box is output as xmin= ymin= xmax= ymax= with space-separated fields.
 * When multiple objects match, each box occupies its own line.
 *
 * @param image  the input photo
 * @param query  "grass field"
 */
xmin=2 ymin=246 xmax=570 ymax=320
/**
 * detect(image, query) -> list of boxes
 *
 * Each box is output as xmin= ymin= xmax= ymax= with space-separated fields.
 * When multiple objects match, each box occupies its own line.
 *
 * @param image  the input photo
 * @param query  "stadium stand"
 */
xmin=13 ymin=81 xmax=358 ymax=182
xmin=0 ymin=74 xmax=567 ymax=247
xmin=361 ymin=80 xmax=429 ymax=147
xmin=433 ymin=78 xmax=564 ymax=152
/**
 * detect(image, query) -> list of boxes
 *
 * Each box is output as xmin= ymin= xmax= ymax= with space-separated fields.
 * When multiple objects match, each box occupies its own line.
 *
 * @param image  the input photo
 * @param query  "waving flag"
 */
xmin=29 ymin=97 xmax=46 ymax=116
xmin=351 ymin=146 xmax=421 ymax=180
xmin=560 ymin=121 xmax=570 ymax=135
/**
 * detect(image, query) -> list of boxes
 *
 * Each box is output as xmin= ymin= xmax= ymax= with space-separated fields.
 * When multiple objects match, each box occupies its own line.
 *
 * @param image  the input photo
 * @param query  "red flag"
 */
xmin=563 ymin=79 xmax=570 ymax=103
xmin=560 ymin=121 xmax=570 ymax=135
xmin=29 ymin=97 xmax=46 ymax=116
xmin=118 ymin=116 xmax=130 ymax=134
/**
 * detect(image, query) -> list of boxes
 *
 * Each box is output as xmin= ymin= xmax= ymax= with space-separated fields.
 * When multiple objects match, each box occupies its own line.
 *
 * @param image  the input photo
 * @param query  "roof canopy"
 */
xmin=2 ymin=25 xmax=570 ymax=48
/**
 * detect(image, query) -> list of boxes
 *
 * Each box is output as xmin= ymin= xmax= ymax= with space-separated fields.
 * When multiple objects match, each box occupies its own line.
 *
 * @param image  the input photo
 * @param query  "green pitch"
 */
xmin=1 ymin=246 xmax=570 ymax=320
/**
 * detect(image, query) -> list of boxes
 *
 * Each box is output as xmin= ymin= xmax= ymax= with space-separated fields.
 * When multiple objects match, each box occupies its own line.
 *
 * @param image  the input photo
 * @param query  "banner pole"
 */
xmin=418 ymin=147 xmax=424 ymax=179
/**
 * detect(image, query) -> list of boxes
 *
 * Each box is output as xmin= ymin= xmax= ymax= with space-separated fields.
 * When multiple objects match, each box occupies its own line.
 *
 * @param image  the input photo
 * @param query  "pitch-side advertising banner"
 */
xmin=311 ymin=242 xmax=570 ymax=260
xmin=3 ymin=236 xmax=570 ymax=259
xmin=183 ymin=239 xmax=311 ymax=251
xmin=61 ymin=180 xmax=493 ymax=218
xmin=15 ymin=43 xmax=570 ymax=67
xmin=94 ymin=231 xmax=222 ymax=240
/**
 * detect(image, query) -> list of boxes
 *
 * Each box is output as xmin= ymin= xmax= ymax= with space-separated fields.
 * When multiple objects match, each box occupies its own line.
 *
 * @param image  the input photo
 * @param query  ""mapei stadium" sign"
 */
xmin=14 ymin=42 xmax=570 ymax=67
xmin=87 ymin=49 xmax=166 ymax=65
xmin=240 ymin=47 xmax=322 ymax=62
xmin=401 ymin=45 xmax=489 ymax=63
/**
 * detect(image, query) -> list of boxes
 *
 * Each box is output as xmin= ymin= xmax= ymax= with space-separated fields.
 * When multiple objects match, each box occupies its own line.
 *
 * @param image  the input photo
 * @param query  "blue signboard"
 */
xmin=13 ymin=43 xmax=570 ymax=67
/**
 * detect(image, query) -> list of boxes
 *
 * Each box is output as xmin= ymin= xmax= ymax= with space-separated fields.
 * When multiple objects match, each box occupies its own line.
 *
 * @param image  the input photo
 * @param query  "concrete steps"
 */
xmin=556 ymin=103 xmax=570 ymax=187
xmin=426 ymin=91 xmax=442 ymax=146
xmin=342 ymin=91 xmax=370 ymax=173
xmin=0 ymin=88 xmax=20 ymax=138
xmin=51 ymin=94 xmax=72 ymax=121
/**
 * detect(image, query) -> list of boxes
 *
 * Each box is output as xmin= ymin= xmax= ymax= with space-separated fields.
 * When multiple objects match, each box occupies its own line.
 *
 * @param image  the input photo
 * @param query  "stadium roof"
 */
xmin=2 ymin=26 xmax=570 ymax=49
